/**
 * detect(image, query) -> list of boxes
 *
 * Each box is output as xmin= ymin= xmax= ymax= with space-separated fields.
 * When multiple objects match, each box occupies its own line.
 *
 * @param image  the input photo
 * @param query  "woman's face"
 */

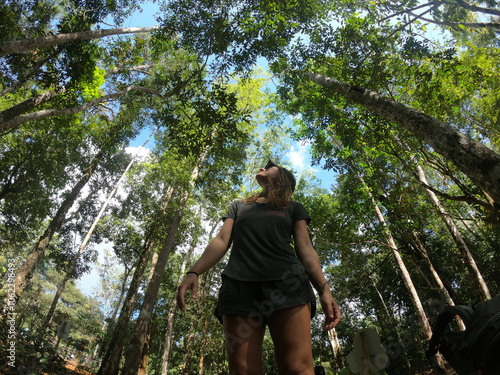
xmin=256 ymin=166 xmax=279 ymax=187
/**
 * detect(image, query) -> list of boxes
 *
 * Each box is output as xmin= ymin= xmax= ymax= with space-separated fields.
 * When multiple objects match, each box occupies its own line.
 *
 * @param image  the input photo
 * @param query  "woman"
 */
xmin=176 ymin=160 xmax=341 ymax=375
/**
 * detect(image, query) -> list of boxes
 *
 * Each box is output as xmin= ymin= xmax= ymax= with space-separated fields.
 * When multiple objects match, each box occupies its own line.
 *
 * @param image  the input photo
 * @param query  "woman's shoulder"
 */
xmin=290 ymin=201 xmax=306 ymax=209
xmin=289 ymin=201 xmax=311 ymax=223
xmin=228 ymin=199 xmax=253 ymax=212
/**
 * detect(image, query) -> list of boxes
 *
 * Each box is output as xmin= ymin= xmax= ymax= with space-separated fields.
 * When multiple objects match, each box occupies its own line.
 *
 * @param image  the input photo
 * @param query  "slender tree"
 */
xmin=42 ymin=132 xmax=155 ymax=328
xmin=97 ymin=186 xmax=174 ymax=375
xmin=121 ymin=144 xmax=209 ymax=374
xmin=415 ymin=164 xmax=491 ymax=300
xmin=11 ymin=148 xmax=104 ymax=303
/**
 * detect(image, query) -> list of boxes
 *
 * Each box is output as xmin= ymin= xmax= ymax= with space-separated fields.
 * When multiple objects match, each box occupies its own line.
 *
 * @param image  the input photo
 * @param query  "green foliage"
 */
xmin=160 ymin=0 xmax=328 ymax=73
xmin=81 ymin=67 xmax=106 ymax=100
xmin=2 ymin=0 xmax=500 ymax=374
xmin=0 ymin=263 xmax=103 ymax=373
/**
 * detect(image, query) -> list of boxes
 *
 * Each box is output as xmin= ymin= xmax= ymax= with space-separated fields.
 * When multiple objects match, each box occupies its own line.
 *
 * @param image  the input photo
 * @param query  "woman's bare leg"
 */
xmin=267 ymin=304 xmax=314 ymax=375
xmin=222 ymin=315 xmax=266 ymax=375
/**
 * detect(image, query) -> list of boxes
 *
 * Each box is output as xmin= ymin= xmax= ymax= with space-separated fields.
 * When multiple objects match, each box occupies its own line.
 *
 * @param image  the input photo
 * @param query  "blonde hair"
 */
xmin=244 ymin=167 xmax=293 ymax=209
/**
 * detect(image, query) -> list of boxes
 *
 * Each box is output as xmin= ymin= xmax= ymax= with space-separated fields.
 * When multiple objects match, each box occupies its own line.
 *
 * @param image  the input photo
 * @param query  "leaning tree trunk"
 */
xmin=370 ymin=276 xmax=412 ymax=369
xmin=329 ymin=131 xmax=434 ymax=340
xmin=0 ymin=89 xmax=61 ymax=124
xmin=121 ymin=147 xmax=209 ymax=375
xmin=97 ymin=265 xmax=132 ymax=359
xmin=416 ymin=165 xmax=491 ymax=300
xmin=97 ymin=235 xmax=156 ymax=375
xmin=307 ymin=72 xmax=500 ymax=208
xmin=0 ymin=85 xmax=163 ymax=133
xmin=97 ymin=186 xmax=174 ymax=375
xmin=409 ymin=229 xmax=458 ymax=306
xmin=0 ymin=26 xmax=159 ymax=57
xmin=9 ymin=149 xmax=104 ymax=306
xmin=122 ymin=191 xmax=190 ymax=375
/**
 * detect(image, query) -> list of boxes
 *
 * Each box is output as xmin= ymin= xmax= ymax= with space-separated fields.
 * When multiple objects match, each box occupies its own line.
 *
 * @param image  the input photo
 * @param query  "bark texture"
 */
xmin=308 ymin=73 xmax=500 ymax=209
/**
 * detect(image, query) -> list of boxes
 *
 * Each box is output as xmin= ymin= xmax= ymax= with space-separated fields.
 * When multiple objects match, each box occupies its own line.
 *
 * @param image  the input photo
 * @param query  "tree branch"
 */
xmin=0 ymin=85 xmax=165 ymax=134
xmin=413 ymin=173 xmax=490 ymax=208
xmin=377 ymin=1 xmax=442 ymax=23
xmin=408 ymin=12 xmax=500 ymax=31
xmin=455 ymin=0 xmax=500 ymax=16
xmin=105 ymin=64 xmax=156 ymax=76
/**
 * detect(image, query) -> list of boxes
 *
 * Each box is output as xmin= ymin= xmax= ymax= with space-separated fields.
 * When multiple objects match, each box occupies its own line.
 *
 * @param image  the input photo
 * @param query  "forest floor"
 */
xmin=54 ymin=366 xmax=445 ymax=375
xmin=62 ymin=360 xmax=95 ymax=375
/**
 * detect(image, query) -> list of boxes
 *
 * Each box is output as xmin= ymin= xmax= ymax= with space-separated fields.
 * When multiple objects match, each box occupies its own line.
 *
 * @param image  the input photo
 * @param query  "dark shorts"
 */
xmin=215 ymin=273 xmax=316 ymax=324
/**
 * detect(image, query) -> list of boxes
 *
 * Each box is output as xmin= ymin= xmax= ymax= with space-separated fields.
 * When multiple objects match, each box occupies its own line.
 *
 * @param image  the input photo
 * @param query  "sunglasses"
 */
xmin=264 ymin=160 xmax=279 ymax=170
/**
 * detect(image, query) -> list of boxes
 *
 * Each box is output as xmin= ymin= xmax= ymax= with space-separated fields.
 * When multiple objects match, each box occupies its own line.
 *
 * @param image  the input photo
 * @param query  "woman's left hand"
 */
xmin=320 ymin=290 xmax=341 ymax=331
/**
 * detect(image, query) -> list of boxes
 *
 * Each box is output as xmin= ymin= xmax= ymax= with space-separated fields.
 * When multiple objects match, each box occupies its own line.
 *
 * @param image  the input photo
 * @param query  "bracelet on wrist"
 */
xmin=318 ymin=281 xmax=329 ymax=294
xmin=186 ymin=271 xmax=199 ymax=277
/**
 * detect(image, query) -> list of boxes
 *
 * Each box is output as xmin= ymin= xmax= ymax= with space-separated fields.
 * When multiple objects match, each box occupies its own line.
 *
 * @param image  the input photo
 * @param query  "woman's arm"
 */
xmin=293 ymin=219 xmax=341 ymax=330
xmin=176 ymin=218 xmax=234 ymax=311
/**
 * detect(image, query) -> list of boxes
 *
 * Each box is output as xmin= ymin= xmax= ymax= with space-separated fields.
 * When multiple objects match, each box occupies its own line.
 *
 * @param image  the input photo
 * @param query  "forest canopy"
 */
xmin=0 ymin=0 xmax=499 ymax=374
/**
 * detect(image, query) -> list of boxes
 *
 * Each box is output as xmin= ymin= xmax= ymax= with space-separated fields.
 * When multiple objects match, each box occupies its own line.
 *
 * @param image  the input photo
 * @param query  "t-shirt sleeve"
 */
xmin=293 ymin=202 xmax=311 ymax=225
xmin=222 ymin=200 xmax=239 ymax=221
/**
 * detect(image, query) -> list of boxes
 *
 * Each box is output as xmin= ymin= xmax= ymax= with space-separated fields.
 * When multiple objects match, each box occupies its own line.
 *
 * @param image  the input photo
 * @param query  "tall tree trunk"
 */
xmin=198 ymin=311 xmax=210 ymax=375
xmin=98 ymin=265 xmax=132 ymax=359
xmin=182 ymin=331 xmax=196 ymax=375
xmin=0 ymin=85 xmax=163 ymax=133
xmin=97 ymin=235 xmax=156 ymax=375
xmin=97 ymin=186 xmax=174 ymax=375
xmin=42 ymin=132 xmax=156 ymax=328
xmin=409 ymin=231 xmax=455 ymax=305
xmin=121 ymin=148 xmax=209 ymax=375
xmin=197 ymin=269 xmax=216 ymax=375
xmin=161 ymin=219 xmax=217 ymax=375
xmin=359 ymin=173 xmax=433 ymax=340
xmin=160 ymin=241 xmax=198 ymax=375
xmin=182 ymin=272 xmax=209 ymax=375
xmin=110 ymin=265 xmax=133 ymax=323
xmin=415 ymin=165 xmax=491 ymax=300
xmin=307 ymin=72 xmax=500 ymax=208
xmin=137 ymin=252 xmax=159 ymax=375
xmin=409 ymin=231 xmax=466 ymax=331
xmin=9 ymin=149 xmax=104 ymax=305
xmin=370 ymin=277 xmax=411 ymax=369
xmin=122 ymin=191 xmax=189 ymax=375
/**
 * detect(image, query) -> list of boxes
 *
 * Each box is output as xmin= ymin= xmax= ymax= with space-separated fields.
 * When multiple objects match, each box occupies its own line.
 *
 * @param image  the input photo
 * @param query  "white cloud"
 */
xmin=287 ymin=142 xmax=310 ymax=171
xmin=125 ymin=146 xmax=151 ymax=160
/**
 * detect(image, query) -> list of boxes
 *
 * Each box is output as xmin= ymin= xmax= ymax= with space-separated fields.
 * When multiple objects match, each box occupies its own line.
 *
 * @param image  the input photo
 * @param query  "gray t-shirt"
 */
xmin=221 ymin=200 xmax=311 ymax=281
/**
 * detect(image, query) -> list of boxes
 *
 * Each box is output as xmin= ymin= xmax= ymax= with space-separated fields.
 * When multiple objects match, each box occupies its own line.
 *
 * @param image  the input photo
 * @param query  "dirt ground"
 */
xmin=63 ymin=360 xmax=95 ymax=375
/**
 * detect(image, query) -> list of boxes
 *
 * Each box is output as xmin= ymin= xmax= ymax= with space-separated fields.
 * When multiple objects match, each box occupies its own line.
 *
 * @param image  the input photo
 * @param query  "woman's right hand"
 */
xmin=176 ymin=218 xmax=234 ymax=311
xmin=176 ymin=273 xmax=199 ymax=311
